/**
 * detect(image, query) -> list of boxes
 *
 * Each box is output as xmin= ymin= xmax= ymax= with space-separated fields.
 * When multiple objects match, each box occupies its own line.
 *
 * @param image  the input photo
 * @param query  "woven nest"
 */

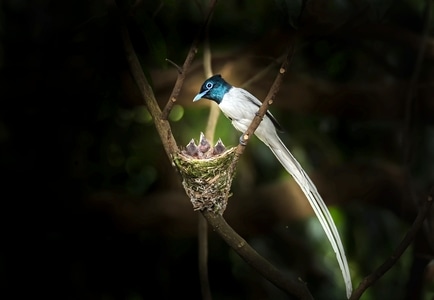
xmin=173 ymin=146 xmax=237 ymax=215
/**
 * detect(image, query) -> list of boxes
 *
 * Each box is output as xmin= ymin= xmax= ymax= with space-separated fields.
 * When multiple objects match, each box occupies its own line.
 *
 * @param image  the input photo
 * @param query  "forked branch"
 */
xmin=349 ymin=189 xmax=433 ymax=300
xmin=118 ymin=2 xmax=312 ymax=299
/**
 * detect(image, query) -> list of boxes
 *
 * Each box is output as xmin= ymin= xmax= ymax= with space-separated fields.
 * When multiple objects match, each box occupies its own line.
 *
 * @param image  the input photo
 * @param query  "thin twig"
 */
xmin=161 ymin=0 xmax=218 ymax=120
xmin=165 ymin=58 xmax=183 ymax=74
xmin=232 ymin=38 xmax=296 ymax=162
xmin=349 ymin=189 xmax=434 ymax=300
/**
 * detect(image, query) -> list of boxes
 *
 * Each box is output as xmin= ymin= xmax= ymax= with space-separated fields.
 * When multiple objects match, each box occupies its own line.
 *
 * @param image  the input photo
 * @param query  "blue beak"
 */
xmin=193 ymin=91 xmax=207 ymax=102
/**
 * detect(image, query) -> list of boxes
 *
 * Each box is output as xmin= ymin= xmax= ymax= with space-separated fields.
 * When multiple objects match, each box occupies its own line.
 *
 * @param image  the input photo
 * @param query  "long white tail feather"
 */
xmin=263 ymin=133 xmax=352 ymax=299
xmin=217 ymin=86 xmax=351 ymax=297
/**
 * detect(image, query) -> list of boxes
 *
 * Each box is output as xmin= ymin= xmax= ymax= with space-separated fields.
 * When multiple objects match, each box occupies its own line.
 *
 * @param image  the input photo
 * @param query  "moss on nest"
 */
xmin=173 ymin=147 xmax=237 ymax=214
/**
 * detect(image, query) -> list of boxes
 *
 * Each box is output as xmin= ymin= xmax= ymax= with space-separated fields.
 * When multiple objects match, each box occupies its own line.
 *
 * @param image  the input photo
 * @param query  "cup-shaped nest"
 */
xmin=174 ymin=144 xmax=237 ymax=215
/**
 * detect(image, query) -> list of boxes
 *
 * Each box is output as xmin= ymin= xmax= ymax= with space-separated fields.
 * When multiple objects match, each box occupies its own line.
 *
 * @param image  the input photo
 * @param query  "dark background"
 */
xmin=0 ymin=0 xmax=433 ymax=299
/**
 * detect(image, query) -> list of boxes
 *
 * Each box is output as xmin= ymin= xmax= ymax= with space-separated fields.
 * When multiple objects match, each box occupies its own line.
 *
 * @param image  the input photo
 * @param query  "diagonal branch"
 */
xmin=120 ymin=22 xmax=178 ymax=157
xmin=349 ymin=188 xmax=434 ymax=300
xmin=118 ymin=3 xmax=313 ymax=298
xmin=233 ymin=37 xmax=296 ymax=162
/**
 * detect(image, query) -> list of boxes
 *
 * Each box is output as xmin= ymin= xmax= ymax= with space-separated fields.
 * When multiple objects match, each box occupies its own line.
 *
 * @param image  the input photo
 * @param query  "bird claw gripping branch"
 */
xmin=174 ymin=132 xmax=237 ymax=214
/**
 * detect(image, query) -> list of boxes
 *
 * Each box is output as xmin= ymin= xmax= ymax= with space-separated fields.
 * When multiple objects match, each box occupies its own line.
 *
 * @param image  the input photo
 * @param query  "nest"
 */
xmin=173 ymin=146 xmax=237 ymax=215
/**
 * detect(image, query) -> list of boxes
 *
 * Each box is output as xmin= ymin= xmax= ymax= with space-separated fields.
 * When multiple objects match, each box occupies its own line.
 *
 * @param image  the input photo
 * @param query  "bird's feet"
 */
xmin=239 ymin=134 xmax=248 ymax=146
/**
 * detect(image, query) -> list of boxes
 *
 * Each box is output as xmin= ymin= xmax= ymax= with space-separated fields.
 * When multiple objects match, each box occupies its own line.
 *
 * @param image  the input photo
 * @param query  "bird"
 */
xmin=193 ymin=74 xmax=352 ymax=298
xmin=213 ymin=138 xmax=226 ymax=155
xmin=198 ymin=132 xmax=211 ymax=155
xmin=184 ymin=138 xmax=199 ymax=157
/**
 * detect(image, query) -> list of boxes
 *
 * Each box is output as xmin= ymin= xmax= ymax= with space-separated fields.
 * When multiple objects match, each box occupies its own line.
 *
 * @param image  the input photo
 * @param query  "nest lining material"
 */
xmin=174 ymin=147 xmax=237 ymax=214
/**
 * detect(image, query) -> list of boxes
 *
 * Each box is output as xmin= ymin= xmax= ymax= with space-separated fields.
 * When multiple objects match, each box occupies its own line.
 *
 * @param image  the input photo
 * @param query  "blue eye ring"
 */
xmin=205 ymin=82 xmax=213 ymax=89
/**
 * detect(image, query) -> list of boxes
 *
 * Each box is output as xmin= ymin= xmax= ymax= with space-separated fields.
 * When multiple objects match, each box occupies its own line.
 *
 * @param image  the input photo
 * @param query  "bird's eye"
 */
xmin=205 ymin=82 xmax=213 ymax=89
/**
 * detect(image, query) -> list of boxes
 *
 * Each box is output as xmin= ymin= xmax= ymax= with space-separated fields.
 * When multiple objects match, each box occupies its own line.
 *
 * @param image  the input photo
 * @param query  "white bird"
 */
xmin=193 ymin=74 xmax=352 ymax=298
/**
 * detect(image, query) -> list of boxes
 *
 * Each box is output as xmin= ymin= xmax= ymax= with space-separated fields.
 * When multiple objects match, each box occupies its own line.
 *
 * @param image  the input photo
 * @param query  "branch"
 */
xmin=196 ymin=36 xmax=309 ymax=299
xmin=201 ymin=210 xmax=314 ymax=300
xmin=233 ymin=37 xmax=296 ymax=162
xmin=349 ymin=188 xmax=434 ymax=300
xmin=161 ymin=0 xmax=218 ymax=120
xmin=119 ymin=3 xmax=313 ymax=298
xmin=120 ymin=22 xmax=178 ymax=158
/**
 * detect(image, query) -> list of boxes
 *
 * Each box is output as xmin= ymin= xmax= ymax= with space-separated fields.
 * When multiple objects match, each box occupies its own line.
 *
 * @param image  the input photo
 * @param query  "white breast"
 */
xmin=218 ymin=87 xmax=278 ymax=145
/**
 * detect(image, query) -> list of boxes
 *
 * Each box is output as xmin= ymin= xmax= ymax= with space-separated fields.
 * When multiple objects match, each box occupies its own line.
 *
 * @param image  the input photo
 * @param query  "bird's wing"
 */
xmin=235 ymin=88 xmax=284 ymax=132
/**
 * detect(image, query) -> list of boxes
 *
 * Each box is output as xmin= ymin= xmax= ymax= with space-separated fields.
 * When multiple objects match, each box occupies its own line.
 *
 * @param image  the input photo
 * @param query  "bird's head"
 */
xmin=193 ymin=74 xmax=232 ymax=104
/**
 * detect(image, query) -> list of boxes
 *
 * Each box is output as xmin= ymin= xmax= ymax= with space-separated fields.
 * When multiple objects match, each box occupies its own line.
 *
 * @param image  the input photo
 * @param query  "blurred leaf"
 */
xmin=133 ymin=105 xmax=152 ymax=124
xmin=169 ymin=104 xmax=184 ymax=122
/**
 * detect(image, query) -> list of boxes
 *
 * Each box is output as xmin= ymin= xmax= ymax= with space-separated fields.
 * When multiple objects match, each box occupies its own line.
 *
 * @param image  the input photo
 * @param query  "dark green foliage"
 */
xmin=0 ymin=0 xmax=433 ymax=299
